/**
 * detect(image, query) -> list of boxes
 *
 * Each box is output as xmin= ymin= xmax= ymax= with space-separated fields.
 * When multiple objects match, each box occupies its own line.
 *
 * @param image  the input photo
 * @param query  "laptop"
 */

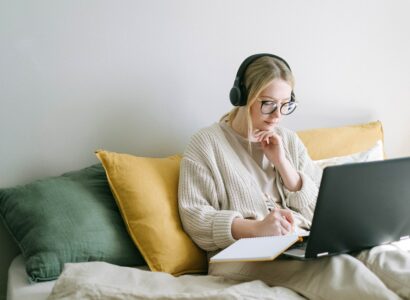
xmin=284 ymin=156 xmax=410 ymax=259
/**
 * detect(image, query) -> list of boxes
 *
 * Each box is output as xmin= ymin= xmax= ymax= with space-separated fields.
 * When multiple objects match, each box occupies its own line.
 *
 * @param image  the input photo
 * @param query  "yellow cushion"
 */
xmin=95 ymin=150 xmax=207 ymax=276
xmin=296 ymin=121 xmax=384 ymax=160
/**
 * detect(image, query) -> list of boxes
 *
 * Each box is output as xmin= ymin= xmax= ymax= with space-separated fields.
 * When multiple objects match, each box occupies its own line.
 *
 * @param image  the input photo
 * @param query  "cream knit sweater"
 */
xmin=178 ymin=123 xmax=322 ymax=252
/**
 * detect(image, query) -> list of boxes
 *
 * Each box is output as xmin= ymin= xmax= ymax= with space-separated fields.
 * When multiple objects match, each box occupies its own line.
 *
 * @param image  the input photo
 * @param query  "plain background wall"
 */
xmin=1 ymin=0 xmax=410 ymax=298
xmin=1 ymin=0 xmax=410 ymax=190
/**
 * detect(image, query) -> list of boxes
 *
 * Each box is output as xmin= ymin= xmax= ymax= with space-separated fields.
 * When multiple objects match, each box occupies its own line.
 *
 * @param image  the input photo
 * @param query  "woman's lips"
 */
xmin=264 ymin=121 xmax=277 ymax=125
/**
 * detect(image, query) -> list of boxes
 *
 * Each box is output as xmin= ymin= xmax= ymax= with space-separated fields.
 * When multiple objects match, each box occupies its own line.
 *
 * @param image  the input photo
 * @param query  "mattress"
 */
xmin=7 ymin=255 xmax=55 ymax=300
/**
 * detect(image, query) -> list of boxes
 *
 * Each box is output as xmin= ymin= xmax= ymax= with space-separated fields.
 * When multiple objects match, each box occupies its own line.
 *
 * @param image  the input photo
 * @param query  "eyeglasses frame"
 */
xmin=258 ymin=99 xmax=298 ymax=115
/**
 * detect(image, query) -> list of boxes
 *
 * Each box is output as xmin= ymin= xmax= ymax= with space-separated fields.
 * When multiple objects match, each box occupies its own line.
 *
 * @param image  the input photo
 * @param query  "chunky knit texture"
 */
xmin=178 ymin=123 xmax=322 ymax=252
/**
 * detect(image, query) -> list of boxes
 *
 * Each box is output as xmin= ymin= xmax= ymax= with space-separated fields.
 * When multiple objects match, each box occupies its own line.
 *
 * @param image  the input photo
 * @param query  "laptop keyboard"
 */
xmin=291 ymin=240 xmax=308 ymax=250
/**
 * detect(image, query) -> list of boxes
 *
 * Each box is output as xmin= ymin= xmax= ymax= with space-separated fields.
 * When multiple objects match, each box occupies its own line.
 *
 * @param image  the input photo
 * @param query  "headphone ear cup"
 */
xmin=229 ymin=86 xmax=242 ymax=106
xmin=231 ymin=53 xmax=294 ymax=106
xmin=238 ymin=84 xmax=247 ymax=106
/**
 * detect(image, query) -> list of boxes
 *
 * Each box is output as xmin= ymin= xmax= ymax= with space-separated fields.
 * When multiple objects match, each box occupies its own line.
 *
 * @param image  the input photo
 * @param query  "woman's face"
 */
xmin=250 ymin=79 xmax=292 ymax=132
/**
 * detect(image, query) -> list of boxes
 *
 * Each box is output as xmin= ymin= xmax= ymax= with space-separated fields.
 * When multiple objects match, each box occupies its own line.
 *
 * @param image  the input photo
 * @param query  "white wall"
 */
xmin=1 ymin=0 xmax=410 ymax=188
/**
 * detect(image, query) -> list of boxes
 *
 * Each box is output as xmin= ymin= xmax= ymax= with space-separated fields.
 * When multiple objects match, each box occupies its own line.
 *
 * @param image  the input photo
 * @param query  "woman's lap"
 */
xmin=354 ymin=244 xmax=410 ymax=299
xmin=209 ymin=247 xmax=410 ymax=300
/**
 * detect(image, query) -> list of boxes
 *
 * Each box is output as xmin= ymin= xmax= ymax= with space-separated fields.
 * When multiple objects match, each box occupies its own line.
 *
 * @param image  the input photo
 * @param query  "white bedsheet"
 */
xmin=6 ymin=256 xmax=152 ymax=300
xmin=10 ymin=239 xmax=410 ymax=300
xmin=48 ymin=261 xmax=304 ymax=299
xmin=7 ymin=255 xmax=55 ymax=300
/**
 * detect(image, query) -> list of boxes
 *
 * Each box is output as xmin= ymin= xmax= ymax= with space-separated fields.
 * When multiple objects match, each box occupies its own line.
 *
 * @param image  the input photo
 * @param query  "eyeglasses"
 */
xmin=258 ymin=99 xmax=298 ymax=115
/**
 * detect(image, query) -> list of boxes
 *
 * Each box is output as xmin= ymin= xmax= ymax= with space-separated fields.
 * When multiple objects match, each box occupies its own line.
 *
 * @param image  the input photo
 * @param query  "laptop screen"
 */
xmin=305 ymin=156 xmax=410 ymax=258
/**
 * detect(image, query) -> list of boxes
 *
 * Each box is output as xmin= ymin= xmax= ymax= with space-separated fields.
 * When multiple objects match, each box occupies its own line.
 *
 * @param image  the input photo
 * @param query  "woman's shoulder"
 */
xmin=184 ymin=123 xmax=225 ymax=157
xmin=273 ymin=126 xmax=305 ymax=155
xmin=189 ymin=123 xmax=223 ymax=143
xmin=273 ymin=126 xmax=299 ymax=140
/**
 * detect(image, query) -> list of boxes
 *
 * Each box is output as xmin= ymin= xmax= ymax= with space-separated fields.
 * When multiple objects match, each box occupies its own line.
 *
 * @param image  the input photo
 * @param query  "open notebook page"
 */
xmin=210 ymin=234 xmax=300 ymax=263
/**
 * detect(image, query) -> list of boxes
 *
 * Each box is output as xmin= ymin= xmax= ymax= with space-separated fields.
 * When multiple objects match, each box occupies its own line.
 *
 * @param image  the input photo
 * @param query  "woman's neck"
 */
xmin=230 ymin=108 xmax=249 ymax=139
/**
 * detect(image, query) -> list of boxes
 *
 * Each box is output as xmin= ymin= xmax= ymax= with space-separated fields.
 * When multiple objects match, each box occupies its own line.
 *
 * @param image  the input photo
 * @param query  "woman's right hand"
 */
xmin=255 ymin=209 xmax=294 ymax=236
xmin=231 ymin=209 xmax=294 ymax=239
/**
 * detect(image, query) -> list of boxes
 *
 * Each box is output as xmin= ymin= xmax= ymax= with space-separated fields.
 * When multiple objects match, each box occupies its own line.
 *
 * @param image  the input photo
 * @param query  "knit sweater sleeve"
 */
xmin=178 ymin=136 xmax=243 ymax=251
xmin=280 ymin=129 xmax=323 ymax=222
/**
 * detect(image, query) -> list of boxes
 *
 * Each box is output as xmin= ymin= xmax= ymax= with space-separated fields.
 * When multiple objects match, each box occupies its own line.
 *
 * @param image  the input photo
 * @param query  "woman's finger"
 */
xmin=268 ymin=209 xmax=290 ymax=235
xmin=259 ymin=132 xmax=273 ymax=143
xmin=268 ymin=133 xmax=281 ymax=144
xmin=279 ymin=217 xmax=292 ymax=233
xmin=280 ymin=209 xmax=294 ymax=226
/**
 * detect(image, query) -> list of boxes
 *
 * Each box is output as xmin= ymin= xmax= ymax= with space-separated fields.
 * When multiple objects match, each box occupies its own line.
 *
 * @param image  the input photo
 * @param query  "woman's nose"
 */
xmin=272 ymin=107 xmax=281 ymax=118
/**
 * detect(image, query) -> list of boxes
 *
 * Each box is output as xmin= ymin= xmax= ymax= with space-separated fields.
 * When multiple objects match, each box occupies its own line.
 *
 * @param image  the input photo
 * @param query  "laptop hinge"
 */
xmin=317 ymin=252 xmax=329 ymax=257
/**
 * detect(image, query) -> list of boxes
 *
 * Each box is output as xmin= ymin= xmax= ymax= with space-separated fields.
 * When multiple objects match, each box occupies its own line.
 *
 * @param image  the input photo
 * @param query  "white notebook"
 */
xmin=210 ymin=234 xmax=300 ymax=263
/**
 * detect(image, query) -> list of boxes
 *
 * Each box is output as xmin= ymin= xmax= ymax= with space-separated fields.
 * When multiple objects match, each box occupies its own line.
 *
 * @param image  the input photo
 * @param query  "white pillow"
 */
xmin=314 ymin=140 xmax=384 ymax=169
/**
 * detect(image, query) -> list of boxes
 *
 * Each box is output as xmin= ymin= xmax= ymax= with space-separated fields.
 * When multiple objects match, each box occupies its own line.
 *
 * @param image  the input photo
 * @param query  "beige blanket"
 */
xmin=47 ymin=262 xmax=304 ymax=300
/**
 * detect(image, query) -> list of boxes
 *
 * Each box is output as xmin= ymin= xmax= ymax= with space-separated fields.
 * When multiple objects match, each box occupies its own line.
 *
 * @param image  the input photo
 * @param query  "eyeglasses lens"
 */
xmin=280 ymin=102 xmax=297 ymax=115
xmin=261 ymin=101 xmax=297 ymax=115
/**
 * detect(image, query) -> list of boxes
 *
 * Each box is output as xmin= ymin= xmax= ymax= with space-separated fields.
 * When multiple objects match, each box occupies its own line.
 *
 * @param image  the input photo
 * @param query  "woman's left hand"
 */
xmin=254 ymin=130 xmax=286 ymax=165
xmin=254 ymin=129 xmax=302 ymax=192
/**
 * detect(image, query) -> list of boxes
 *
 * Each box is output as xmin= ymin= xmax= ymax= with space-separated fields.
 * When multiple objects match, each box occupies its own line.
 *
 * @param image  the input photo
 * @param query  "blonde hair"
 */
xmin=222 ymin=56 xmax=295 ymax=138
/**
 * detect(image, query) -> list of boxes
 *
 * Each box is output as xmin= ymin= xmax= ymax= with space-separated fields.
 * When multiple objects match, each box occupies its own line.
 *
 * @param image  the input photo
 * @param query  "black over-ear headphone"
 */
xmin=229 ymin=53 xmax=296 ymax=107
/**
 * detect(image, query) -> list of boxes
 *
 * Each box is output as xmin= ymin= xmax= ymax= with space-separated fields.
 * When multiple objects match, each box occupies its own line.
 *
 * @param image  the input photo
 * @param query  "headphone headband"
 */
xmin=229 ymin=53 xmax=295 ymax=107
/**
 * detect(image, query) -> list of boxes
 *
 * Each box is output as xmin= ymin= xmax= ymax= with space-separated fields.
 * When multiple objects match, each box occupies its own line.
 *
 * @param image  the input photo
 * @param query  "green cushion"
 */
xmin=0 ymin=164 xmax=145 ymax=282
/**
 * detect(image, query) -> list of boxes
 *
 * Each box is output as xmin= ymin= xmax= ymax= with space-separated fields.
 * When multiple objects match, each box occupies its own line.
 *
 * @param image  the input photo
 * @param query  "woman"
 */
xmin=178 ymin=54 xmax=409 ymax=299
